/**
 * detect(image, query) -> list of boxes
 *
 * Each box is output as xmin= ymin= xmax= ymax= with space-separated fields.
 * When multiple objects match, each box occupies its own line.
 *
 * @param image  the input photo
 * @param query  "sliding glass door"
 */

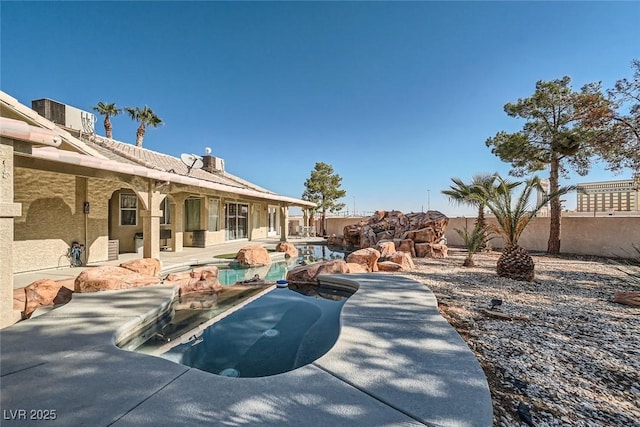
xmin=225 ymin=202 xmax=249 ymax=240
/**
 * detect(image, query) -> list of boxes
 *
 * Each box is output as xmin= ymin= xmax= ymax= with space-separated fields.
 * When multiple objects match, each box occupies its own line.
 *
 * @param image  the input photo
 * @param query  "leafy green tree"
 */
xmin=302 ymin=162 xmax=346 ymax=236
xmin=125 ymin=105 xmax=163 ymax=147
xmin=475 ymin=175 xmax=572 ymax=281
xmin=596 ymin=59 xmax=640 ymax=172
xmin=92 ymin=102 xmax=121 ymax=139
xmin=486 ymin=76 xmax=610 ymax=254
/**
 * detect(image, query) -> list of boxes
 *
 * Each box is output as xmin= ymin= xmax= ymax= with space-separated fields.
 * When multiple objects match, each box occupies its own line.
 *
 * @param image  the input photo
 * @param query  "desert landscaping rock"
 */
xmin=235 ymin=245 xmax=271 ymax=267
xmin=275 ymin=241 xmax=299 ymax=258
xmin=22 ymin=279 xmax=74 ymax=319
xmin=346 ymin=247 xmax=380 ymax=272
xmin=397 ymin=249 xmax=640 ymax=427
xmin=74 ymin=265 xmax=160 ymax=293
xmin=286 ymin=259 xmax=350 ymax=283
xmin=119 ymin=258 xmax=161 ymax=277
xmin=342 ymin=210 xmax=448 ymax=252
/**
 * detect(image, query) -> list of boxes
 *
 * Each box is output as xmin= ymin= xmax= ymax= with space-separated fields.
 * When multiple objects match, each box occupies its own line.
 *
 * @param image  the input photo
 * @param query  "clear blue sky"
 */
xmin=2 ymin=1 xmax=638 ymax=216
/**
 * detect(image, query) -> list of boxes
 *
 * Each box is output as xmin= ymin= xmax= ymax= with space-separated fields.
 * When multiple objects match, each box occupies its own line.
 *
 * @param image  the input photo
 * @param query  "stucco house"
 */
xmin=0 ymin=91 xmax=315 ymax=327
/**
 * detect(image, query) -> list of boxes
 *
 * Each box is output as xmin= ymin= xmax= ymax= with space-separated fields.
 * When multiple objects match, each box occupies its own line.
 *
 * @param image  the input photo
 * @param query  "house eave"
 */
xmin=24 ymin=147 xmax=316 ymax=208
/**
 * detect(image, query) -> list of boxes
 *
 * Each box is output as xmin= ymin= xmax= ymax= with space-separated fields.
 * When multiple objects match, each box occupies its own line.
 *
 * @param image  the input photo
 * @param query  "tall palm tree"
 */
xmin=92 ymin=102 xmax=121 ymax=139
xmin=476 ymin=175 xmax=572 ymax=281
xmin=125 ymin=106 xmax=163 ymax=147
xmin=442 ymin=174 xmax=496 ymax=229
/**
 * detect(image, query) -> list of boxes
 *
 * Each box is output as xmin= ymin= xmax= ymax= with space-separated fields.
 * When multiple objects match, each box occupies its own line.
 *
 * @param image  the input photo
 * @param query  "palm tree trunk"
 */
xmin=104 ymin=117 xmax=112 ymax=139
xmin=547 ymin=154 xmax=561 ymax=254
xmin=136 ymin=124 xmax=145 ymax=147
xmin=476 ymin=204 xmax=486 ymax=229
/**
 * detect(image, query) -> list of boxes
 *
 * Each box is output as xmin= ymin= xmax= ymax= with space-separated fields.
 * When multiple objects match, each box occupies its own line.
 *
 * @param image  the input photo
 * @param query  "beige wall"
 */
xmin=445 ymin=216 xmax=640 ymax=259
xmin=323 ymin=217 xmax=364 ymax=237
xmin=13 ymin=168 xmax=116 ymax=272
xmin=315 ymin=215 xmax=640 ymax=259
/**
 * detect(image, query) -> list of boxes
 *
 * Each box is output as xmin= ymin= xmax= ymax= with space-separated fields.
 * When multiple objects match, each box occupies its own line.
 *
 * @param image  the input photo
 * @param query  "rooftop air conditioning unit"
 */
xmin=202 ymin=154 xmax=225 ymax=173
xmin=31 ymin=98 xmax=96 ymax=134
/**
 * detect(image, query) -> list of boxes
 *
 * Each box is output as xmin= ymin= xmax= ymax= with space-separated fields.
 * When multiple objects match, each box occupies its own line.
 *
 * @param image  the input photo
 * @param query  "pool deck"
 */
xmin=2 ymin=239 xmax=493 ymax=426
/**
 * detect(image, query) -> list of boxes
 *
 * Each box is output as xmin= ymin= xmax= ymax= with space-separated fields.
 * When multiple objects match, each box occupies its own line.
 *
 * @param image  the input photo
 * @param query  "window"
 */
xmin=268 ymin=206 xmax=277 ymax=233
xmin=120 ymin=193 xmax=137 ymax=226
xmin=208 ymin=198 xmax=220 ymax=232
xmin=225 ymin=202 xmax=249 ymax=240
xmin=185 ymin=198 xmax=201 ymax=232
xmin=160 ymin=197 xmax=171 ymax=225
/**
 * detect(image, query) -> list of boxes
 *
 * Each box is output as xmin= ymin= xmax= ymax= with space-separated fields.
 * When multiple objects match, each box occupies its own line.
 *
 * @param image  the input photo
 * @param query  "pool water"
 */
xmin=211 ymin=244 xmax=347 ymax=286
xmin=159 ymin=284 xmax=354 ymax=378
xmin=124 ymin=244 xmax=353 ymax=374
xmin=296 ymin=244 xmax=346 ymax=265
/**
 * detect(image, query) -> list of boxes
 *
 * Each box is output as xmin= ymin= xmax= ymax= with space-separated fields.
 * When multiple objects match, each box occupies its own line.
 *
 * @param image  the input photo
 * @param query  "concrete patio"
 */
xmin=2 ymin=240 xmax=493 ymax=426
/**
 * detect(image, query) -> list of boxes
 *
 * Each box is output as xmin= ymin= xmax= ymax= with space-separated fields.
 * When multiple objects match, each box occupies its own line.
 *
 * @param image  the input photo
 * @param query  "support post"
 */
xmin=279 ymin=204 xmax=289 ymax=242
xmin=1 ymin=141 xmax=23 ymax=327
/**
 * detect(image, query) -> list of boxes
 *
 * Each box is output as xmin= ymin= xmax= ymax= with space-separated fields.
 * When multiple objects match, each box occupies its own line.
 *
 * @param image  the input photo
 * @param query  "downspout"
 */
xmin=84 ymin=184 xmax=89 ymax=265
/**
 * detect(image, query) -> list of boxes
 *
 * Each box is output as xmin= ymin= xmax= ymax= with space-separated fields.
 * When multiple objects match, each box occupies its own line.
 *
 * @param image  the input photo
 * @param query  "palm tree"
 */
xmin=455 ymin=222 xmax=492 ymax=267
xmin=125 ymin=106 xmax=163 ymax=147
xmin=442 ymin=174 xmax=496 ymax=229
xmin=476 ymin=175 xmax=572 ymax=281
xmin=92 ymin=102 xmax=121 ymax=139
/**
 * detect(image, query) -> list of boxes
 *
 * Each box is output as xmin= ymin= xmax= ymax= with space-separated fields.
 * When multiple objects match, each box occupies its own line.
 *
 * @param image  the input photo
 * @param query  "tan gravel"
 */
xmin=396 ymin=248 xmax=640 ymax=427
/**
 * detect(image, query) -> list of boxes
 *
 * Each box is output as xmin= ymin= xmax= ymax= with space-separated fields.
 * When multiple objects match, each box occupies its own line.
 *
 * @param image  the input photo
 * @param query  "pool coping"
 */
xmin=0 ymin=273 xmax=493 ymax=426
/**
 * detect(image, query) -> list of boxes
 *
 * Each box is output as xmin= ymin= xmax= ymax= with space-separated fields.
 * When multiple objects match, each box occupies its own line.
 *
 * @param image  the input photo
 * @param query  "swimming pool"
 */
xmin=156 ymin=283 xmax=354 ymax=377
xmin=121 ymin=244 xmax=353 ymax=375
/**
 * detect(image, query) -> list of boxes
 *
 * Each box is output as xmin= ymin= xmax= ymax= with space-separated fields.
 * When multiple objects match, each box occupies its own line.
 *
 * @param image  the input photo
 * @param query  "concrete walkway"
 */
xmin=2 ymin=241 xmax=493 ymax=426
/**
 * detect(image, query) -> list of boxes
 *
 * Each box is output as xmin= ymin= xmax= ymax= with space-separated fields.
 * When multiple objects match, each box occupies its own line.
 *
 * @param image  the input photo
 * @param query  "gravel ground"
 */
xmin=398 ymin=248 xmax=640 ymax=427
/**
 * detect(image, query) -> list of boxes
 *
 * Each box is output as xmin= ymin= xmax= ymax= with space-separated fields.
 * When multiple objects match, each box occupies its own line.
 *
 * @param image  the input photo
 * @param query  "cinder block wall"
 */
xmin=445 ymin=216 xmax=640 ymax=259
xmin=321 ymin=215 xmax=640 ymax=259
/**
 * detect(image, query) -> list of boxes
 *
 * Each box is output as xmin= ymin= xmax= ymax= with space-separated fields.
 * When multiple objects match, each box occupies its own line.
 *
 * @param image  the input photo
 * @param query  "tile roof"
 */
xmin=85 ymin=135 xmax=277 ymax=195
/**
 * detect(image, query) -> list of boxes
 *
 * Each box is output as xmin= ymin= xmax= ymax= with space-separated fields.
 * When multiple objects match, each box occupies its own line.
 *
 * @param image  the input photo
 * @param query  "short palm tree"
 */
xmin=125 ymin=106 xmax=163 ymax=147
xmin=92 ymin=102 xmax=121 ymax=139
xmin=443 ymin=174 xmax=496 ymax=252
xmin=476 ymin=174 xmax=571 ymax=281
xmin=455 ymin=222 xmax=492 ymax=267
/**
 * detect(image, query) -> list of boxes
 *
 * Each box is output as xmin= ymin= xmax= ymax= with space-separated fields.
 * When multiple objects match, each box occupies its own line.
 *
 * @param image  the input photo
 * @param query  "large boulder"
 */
xmin=375 ymin=241 xmax=396 ymax=258
xmin=394 ymin=239 xmax=416 ymax=257
xmin=164 ymin=266 xmax=222 ymax=296
xmin=22 ymin=279 xmax=74 ymax=319
xmin=275 ymin=242 xmax=299 ymax=259
xmin=346 ymin=262 xmax=368 ymax=273
xmin=343 ymin=210 xmax=448 ymax=250
xmin=120 ymin=258 xmax=161 ymax=277
xmin=377 ymin=261 xmax=404 ymax=272
xmin=286 ymin=259 xmax=350 ymax=283
xmin=74 ymin=266 xmax=160 ymax=293
xmin=346 ymin=248 xmax=381 ymax=272
xmin=415 ymin=243 xmax=448 ymax=258
xmin=343 ymin=223 xmax=365 ymax=248
xmin=387 ymin=252 xmax=415 ymax=271
xmin=236 ymin=245 xmax=271 ymax=267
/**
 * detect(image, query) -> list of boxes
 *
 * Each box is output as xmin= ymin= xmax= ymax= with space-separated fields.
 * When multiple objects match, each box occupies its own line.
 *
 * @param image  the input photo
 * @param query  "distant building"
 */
xmin=536 ymin=179 xmax=550 ymax=216
xmin=576 ymin=174 xmax=640 ymax=213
